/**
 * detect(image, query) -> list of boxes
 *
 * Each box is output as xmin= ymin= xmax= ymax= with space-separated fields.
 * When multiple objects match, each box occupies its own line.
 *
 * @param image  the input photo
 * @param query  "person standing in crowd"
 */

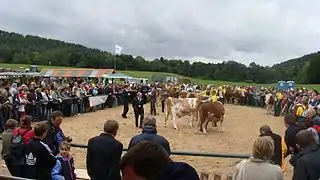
xmin=259 ymin=125 xmax=287 ymax=172
xmin=274 ymin=91 xmax=283 ymax=117
xmin=1 ymin=119 xmax=18 ymax=175
xmin=150 ymin=86 xmax=157 ymax=116
xmin=232 ymin=136 xmax=283 ymax=180
xmin=294 ymin=96 xmax=308 ymax=122
xmin=26 ymin=88 xmax=37 ymax=121
xmin=106 ymin=84 xmax=115 ymax=108
xmin=7 ymin=115 xmax=34 ymax=177
xmin=121 ymin=85 xmax=130 ymax=118
xmin=25 ymin=122 xmax=57 ymax=179
xmin=41 ymin=87 xmax=51 ymax=121
xmin=50 ymin=87 xmax=61 ymax=112
xmin=8 ymin=89 xmax=19 ymax=121
xmin=18 ymin=89 xmax=29 ymax=120
xmin=120 ymin=141 xmax=199 ymax=180
xmin=44 ymin=110 xmax=72 ymax=155
xmin=0 ymin=88 xmax=9 ymax=132
xmin=86 ymin=120 xmax=123 ymax=180
xmin=52 ymin=141 xmax=76 ymax=180
xmin=132 ymin=92 xmax=145 ymax=128
xmin=290 ymin=130 xmax=320 ymax=180
xmin=284 ymin=114 xmax=303 ymax=156
xmin=128 ymin=116 xmax=171 ymax=155
xmin=161 ymin=90 xmax=168 ymax=113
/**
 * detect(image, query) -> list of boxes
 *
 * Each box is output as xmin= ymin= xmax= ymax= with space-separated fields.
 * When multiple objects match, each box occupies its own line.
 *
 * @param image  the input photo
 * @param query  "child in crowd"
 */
xmin=52 ymin=141 xmax=76 ymax=180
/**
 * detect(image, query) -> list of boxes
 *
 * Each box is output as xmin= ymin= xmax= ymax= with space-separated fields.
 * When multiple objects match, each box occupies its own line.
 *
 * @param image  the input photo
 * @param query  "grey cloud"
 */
xmin=0 ymin=0 xmax=320 ymax=66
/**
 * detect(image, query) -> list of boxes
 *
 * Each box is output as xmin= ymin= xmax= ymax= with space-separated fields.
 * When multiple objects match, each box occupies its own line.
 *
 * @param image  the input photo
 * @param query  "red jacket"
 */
xmin=13 ymin=128 xmax=35 ymax=144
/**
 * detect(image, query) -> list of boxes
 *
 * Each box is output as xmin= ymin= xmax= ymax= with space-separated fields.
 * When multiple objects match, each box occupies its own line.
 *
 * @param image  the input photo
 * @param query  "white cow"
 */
xmin=164 ymin=97 xmax=200 ymax=129
xmin=265 ymin=93 xmax=275 ymax=115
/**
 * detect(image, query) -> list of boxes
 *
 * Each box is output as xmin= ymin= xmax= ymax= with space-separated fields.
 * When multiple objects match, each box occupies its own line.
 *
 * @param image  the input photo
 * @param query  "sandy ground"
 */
xmin=1 ymin=104 xmax=293 ymax=179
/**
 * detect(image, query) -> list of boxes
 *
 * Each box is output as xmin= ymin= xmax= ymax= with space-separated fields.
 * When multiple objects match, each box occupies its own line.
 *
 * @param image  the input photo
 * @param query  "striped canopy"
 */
xmin=39 ymin=68 xmax=114 ymax=78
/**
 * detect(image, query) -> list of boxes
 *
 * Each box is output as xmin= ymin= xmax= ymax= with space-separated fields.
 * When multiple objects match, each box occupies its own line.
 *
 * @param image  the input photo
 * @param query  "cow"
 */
xmin=265 ymin=93 xmax=275 ymax=115
xmin=155 ymin=88 xmax=162 ymax=107
xmin=197 ymin=101 xmax=225 ymax=134
xmin=164 ymin=97 xmax=201 ymax=129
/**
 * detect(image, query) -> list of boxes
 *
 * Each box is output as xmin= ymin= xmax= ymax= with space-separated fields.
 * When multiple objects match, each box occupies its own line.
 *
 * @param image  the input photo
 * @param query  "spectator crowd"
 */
xmin=1 ymin=111 xmax=320 ymax=179
xmin=0 ymin=77 xmax=151 ymax=132
xmin=1 ymin=77 xmax=320 ymax=180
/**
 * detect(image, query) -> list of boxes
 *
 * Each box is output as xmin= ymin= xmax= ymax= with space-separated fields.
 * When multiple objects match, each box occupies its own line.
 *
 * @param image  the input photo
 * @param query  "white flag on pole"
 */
xmin=115 ymin=44 xmax=123 ymax=55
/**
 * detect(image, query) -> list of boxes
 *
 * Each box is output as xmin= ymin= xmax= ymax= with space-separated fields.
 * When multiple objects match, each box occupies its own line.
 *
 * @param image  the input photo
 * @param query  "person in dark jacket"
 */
xmin=128 ymin=116 xmax=171 ymax=155
xmin=132 ymin=92 xmax=146 ymax=128
xmin=284 ymin=114 xmax=303 ymax=156
xmin=25 ymin=122 xmax=57 ymax=179
xmin=290 ymin=129 xmax=320 ymax=180
xmin=44 ymin=110 xmax=72 ymax=155
xmin=86 ymin=120 xmax=123 ymax=180
xmin=120 ymin=141 xmax=199 ymax=180
xmin=121 ymin=85 xmax=130 ymax=118
xmin=259 ymin=125 xmax=283 ymax=167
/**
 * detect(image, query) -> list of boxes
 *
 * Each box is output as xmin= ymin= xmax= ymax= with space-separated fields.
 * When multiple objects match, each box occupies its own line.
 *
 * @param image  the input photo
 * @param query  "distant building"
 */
xmin=151 ymin=75 xmax=179 ymax=83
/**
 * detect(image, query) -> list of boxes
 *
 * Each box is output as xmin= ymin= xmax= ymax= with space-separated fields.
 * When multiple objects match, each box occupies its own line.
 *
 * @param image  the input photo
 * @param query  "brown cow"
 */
xmin=197 ymin=101 xmax=225 ymax=134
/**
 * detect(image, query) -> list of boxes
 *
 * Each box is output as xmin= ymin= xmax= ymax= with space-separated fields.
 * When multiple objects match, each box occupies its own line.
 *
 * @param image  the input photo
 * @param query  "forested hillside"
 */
xmin=0 ymin=30 xmax=319 ymax=84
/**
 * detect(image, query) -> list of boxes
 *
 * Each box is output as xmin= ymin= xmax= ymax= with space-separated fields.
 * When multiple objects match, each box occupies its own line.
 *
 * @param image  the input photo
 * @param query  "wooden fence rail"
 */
xmin=200 ymin=172 xmax=232 ymax=180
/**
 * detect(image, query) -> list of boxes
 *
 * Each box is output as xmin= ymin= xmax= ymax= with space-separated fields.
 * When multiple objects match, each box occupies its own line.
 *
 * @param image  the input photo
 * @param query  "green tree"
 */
xmin=0 ymin=29 xmax=319 ymax=84
xmin=12 ymin=53 xmax=31 ymax=64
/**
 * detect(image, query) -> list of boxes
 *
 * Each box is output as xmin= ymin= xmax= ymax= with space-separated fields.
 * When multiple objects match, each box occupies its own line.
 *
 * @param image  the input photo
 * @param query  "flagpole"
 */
xmin=113 ymin=52 xmax=116 ymax=72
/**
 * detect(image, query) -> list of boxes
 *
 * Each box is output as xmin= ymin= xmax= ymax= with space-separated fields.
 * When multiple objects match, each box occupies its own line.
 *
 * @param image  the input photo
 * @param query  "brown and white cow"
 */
xmin=164 ymin=97 xmax=201 ymax=129
xmin=197 ymin=101 xmax=225 ymax=134
xmin=265 ymin=93 xmax=275 ymax=115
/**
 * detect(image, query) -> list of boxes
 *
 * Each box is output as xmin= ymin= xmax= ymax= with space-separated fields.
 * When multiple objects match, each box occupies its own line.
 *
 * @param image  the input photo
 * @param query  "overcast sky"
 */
xmin=0 ymin=0 xmax=319 ymax=66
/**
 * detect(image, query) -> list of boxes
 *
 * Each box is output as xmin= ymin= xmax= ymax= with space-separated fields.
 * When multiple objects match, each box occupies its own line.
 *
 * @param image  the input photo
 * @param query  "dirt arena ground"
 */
xmin=1 ymin=104 xmax=293 ymax=179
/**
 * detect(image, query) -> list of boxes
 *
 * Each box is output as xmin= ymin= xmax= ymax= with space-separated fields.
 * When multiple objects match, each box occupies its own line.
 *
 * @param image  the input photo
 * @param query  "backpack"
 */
xmin=9 ymin=128 xmax=30 ymax=159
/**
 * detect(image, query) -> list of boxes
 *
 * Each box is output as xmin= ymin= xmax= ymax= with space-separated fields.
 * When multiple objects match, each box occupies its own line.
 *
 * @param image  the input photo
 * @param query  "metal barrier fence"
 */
xmin=71 ymin=143 xmax=251 ymax=159
xmin=0 ymin=176 xmax=31 ymax=180
xmin=0 ymin=137 xmax=251 ymax=158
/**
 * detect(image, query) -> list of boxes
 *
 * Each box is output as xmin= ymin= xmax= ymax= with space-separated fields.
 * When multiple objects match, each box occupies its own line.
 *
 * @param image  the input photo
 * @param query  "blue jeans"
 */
xmin=71 ymin=103 xmax=79 ymax=116
xmin=79 ymin=99 xmax=85 ymax=113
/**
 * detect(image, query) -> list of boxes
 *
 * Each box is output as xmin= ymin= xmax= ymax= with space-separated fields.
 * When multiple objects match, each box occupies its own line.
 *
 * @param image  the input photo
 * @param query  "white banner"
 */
xmin=115 ymin=44 xmax=123 ymax=55
xmin=89 ymin=95 xmax=108 ymax=107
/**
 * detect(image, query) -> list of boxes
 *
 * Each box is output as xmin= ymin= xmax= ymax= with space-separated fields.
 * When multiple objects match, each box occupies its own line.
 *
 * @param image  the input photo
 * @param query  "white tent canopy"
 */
xmin=103 ymin=72 xmax=133 ymax=79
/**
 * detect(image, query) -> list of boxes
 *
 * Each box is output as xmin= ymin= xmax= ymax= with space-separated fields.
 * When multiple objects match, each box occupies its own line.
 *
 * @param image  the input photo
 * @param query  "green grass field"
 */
xmin=1 ymin=63 xmax=320 ymax=90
